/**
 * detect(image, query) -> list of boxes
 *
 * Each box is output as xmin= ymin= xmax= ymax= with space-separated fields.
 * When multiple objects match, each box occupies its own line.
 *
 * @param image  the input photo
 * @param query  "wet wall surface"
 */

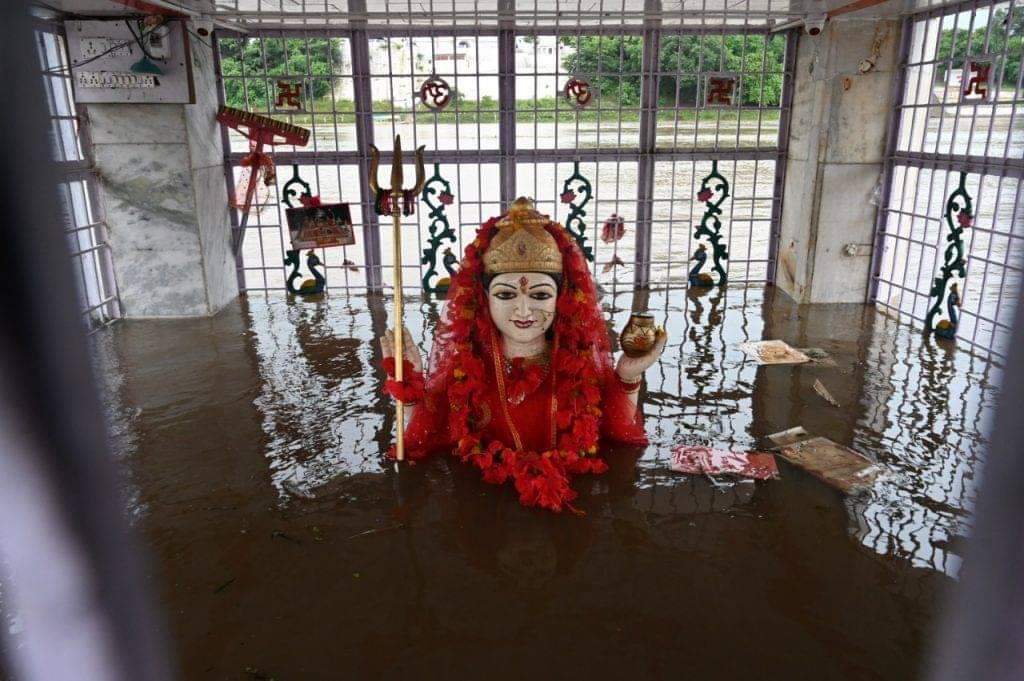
xmin=92 ymin=286 xmax=999 ymax=680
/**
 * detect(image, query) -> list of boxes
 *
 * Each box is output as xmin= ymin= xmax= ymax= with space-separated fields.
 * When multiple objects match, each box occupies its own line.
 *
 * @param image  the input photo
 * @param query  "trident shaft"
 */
xmin=369 ymin=135 xmax=426 ymax=462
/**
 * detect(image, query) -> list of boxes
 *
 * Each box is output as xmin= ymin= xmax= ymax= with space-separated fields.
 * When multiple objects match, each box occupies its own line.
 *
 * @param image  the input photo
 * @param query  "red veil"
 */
xmin=390 ymin=213 xmax=647 ymax=512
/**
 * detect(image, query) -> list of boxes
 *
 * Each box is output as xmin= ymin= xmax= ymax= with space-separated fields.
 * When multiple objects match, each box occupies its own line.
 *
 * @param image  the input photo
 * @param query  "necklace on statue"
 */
xmin=501 ymin=347 xmax=550 ymax=405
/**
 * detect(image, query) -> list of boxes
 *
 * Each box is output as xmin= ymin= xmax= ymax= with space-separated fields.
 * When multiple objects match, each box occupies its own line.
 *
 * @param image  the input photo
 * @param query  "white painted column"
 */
xmin=86 ymin=21 xmax=237 ymax=317
xmin=777 ymin=18 xmax=901 ymax=304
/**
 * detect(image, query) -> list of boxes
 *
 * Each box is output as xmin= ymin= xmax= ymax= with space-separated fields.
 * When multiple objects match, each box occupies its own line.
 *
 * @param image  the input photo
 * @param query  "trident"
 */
xmin=369 ymin=135 xmax=426 ymax=462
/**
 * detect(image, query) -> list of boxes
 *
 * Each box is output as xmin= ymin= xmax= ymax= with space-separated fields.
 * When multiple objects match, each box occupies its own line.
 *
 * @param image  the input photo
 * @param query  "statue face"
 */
xmin=487 ymin=272 xmax=558 ymax=346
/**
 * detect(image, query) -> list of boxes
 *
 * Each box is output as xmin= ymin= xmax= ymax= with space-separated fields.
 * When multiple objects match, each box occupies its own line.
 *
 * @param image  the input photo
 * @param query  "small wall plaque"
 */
xmin=286 ymin=203 xmax=355 ymax=250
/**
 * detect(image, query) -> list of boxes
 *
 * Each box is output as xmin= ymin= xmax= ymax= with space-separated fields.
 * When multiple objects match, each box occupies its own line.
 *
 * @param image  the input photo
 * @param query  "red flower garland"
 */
xmin=401 ymin=215 xmax=612 ymax=512
xmin=503 ymin=357 xmax=548 ymax=404
xmin=381 ymin=358 xmax=426 ymax=403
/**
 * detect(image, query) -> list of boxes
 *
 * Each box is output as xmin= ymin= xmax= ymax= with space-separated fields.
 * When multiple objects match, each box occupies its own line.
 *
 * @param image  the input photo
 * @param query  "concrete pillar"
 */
xmin=86 ymin=21 xmax=237 ymax=317
xmin=777 ymin=19 xmax=900 ymax=304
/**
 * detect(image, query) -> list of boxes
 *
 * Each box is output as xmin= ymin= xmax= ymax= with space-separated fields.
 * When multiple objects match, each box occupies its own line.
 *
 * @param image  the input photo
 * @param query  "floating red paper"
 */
xmin=671 ymin=445 xmax=779 ymax=480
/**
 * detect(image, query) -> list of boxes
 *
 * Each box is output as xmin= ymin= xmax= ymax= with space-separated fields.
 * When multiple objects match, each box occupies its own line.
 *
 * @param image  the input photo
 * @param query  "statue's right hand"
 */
xmin=379 ymin=326 xmax=423 ymax=373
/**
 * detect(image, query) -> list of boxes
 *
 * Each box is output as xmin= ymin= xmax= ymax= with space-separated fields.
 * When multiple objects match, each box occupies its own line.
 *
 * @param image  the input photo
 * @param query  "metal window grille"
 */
xmin=872 ymin=0 xmax=1024 ymax=360
xmin=34 ymin=21 xmax=121 ymax=331
xmin=213 ymin=3 xmax=795 ymax=294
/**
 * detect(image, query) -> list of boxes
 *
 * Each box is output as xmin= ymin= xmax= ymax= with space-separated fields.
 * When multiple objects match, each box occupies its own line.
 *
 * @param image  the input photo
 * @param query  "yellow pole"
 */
xmin=392 ymin=189 xmax=405 ymax=461
xmin=368 ymin=135 xmax=424 ymax=464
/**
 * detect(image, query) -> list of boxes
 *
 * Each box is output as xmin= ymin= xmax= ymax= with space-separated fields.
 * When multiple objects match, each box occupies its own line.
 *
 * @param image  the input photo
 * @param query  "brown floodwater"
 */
xmin=88 ymin=284 xmax=997 ymax=680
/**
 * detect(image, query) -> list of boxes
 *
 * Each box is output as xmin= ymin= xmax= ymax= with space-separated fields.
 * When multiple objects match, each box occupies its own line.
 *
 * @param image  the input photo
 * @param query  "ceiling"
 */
xmin=41 ymin=0 xmax=974 ymax=29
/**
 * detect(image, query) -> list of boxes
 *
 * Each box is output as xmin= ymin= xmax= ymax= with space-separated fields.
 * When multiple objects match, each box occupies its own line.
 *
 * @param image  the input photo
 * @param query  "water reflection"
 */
xmin=227 ymin=287 xmax=997 ymax=578
xmin=95 ymin=287 xmax=1004 ymax=677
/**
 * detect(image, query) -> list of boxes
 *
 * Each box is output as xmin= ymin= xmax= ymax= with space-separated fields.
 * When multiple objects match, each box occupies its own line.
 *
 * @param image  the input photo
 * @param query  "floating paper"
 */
xmin=767 ymin=426 xmax=812 ymax=448
xmin=776 ymin=436 xmax=880 ymax=493
xmin=671 ymin=445 xmax=779 ymax=480
xmin=738 ymin=340 xmax=811 ymax=365
xmin=813 ymin=379 xmax=841 ymax=407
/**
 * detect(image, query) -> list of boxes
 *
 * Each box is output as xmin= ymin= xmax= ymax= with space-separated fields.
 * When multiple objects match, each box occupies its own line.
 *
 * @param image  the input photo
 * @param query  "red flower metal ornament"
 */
xmin=560 ymin=189 xmax=576 ymax=204
xmin=697 ymin=188 xmax=714 ymax=203
xmin=957 ymin=211 xmax=973 ymax=228
xmin=419 ymin=75 xmax=452 ymax=112
xmin=601 ymin=213 xmax=625 ymax=243
xmin=438 ymin=190 xmax=455 ymax=205
xmin=564 ymin=77 xmax=593 ymax=109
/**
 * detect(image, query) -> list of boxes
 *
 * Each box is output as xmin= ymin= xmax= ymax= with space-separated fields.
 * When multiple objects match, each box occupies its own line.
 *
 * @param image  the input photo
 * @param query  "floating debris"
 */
xmin=813 ymin=379 xmax=841 ymax=408
xmin=767 ymin=426 xmax=812 ymax=448
xmin=282 ymin=479 xmax=316 ymax=500
xmin=738 ymin=340 xmax=810 ymax=365
xmin=347 ymin=524 xmax=404 ymax=540
xmin=271 ymin=530 xmax=302 ymax=544
xmin=245 ymin=667 xmax=275 ymax=681
xmin=213 ymin=577 xmax=235 ymax=594
xmin=671 ymin=445 xmax=779 ymax=480
xmin=776 ymin=437 xmax=881 ymax=493
xmin=797 ymin=347 xmax=838 ymax=367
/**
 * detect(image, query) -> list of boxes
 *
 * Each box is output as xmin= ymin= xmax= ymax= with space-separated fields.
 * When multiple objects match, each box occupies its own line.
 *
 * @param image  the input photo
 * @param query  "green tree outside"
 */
xmin=218 ymin=33 xmax=788 ymax=118
xmin=936 ymin=8 xmax=1022 ymax=90
xmin=219 ymin=37 xmax=344 ymax=110
xmin=559 ymin=34 xmax=786 ymax=107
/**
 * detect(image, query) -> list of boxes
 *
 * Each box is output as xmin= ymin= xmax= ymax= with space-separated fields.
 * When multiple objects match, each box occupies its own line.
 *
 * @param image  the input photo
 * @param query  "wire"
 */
xmin=126 ymin=18 xmax=162 ymax=62
xmin=39 ymin=18 xmax=167 ymax=76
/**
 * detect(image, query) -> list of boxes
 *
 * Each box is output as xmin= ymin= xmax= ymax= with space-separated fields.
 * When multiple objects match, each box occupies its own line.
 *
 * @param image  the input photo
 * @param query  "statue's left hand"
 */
xmin=615 ymin=328 xmax=668 ymax=382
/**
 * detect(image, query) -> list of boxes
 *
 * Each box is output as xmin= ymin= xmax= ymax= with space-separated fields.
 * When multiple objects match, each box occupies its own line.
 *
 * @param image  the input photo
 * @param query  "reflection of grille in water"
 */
xmin=872 ymin=2 xmax=1024 ymax=360
xmin=215 ymin=25 xmax=794 ymax=293
xmin=851 ymin=312 xmax=993 ymax=577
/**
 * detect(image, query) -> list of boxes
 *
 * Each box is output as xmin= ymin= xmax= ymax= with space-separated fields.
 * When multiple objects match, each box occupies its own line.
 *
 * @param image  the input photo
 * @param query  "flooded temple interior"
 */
xmin=3 ymin=0 xmax=1023 ymax=679
xmin=91 ymin=289 xmax=994 ymax=678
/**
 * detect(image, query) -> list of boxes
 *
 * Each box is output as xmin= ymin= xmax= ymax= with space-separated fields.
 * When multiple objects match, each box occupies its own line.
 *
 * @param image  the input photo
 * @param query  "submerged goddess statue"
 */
xmin=380 ymin=198 xmax=667 ymax=511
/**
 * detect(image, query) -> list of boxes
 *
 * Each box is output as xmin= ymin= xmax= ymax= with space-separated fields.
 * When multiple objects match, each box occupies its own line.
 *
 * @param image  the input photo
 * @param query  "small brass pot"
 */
xmin=620 ymin=313 xmax=658 ymax=358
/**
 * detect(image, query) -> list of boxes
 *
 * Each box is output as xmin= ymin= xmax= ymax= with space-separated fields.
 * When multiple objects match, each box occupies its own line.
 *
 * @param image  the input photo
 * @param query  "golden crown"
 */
xmin=483 ymin=197 xmax=563 ymax=275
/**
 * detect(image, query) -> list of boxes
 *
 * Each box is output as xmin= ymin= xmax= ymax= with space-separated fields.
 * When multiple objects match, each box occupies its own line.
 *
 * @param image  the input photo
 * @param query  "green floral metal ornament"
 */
xmin=420 ymin=162 xmax=458 ymax=293
xmin=560 ymin=160 xmax=594 ymax=262
xmin=926 ymin=171 xmax=972 ymax=340
xmin=280 ymin=165 xmax=325 ymax=296
xmin=690 ymin=160 xmax=730 ymax=287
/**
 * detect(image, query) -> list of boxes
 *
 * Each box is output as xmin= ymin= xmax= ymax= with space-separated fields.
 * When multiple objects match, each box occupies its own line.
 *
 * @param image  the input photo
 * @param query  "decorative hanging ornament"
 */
xmin=601 ymin=213 xmax=625 ymax=243
xmin=564 ymin=77 xmax=594 ymax=109
xmin=703 ymin=73 xmax=740 ymax=108
xmin=418 ymin=75 xmax=452 ymax=112
xmin=960 ymin=55 xmax=999 ymax=103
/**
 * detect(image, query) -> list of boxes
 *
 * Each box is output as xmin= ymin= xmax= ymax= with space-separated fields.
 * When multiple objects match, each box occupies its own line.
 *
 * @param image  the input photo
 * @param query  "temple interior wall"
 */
xmin=777 ymin=18 xmax=903 ymax=304
xmin=87 ymin=21 xmax=236 ymax=318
